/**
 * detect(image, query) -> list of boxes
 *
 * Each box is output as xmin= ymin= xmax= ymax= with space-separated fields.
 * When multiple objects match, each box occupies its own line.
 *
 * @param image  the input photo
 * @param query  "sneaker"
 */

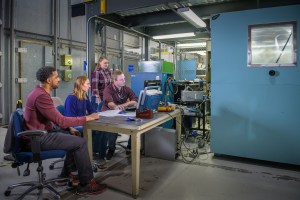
xmin=55 ymin=172 xmax=78 ymax=187
xmin=71 ymin=179 xmax=80 ymax=187
xmin=70 ymin=172 xmax=79 ymax=187
xmin=55 ymin=178 xmax=70 ymax=186
xmin=76 ymin=179 xmax=106 ymax=195
xmin=69 ymin=172 xmax=78 ymax=180
xmin=106 ymin=149 xmax=115 ymax=160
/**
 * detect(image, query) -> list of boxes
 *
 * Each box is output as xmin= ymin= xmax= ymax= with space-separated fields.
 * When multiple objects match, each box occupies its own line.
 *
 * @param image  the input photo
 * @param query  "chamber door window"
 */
xmin=248 ymin=21 xmax=297 ymax=67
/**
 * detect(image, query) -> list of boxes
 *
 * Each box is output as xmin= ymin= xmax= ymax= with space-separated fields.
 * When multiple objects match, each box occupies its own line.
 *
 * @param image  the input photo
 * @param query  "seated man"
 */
xmin=23 ymin=66 xmax=106 ymax=195
xmin=101 ymin=70 xmax=138 ymax=159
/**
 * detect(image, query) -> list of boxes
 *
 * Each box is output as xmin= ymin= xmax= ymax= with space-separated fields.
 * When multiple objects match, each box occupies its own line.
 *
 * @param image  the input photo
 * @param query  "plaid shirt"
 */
xmin=91 ymin=68 xmax=112 ymax=99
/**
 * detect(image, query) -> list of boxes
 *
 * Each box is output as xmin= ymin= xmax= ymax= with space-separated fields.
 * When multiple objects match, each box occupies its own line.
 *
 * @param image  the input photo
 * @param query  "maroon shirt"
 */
xmin=101 ymin=84 xmax=138 ymax=111
xmin=24 ymin=86 xmax=86 ymax=131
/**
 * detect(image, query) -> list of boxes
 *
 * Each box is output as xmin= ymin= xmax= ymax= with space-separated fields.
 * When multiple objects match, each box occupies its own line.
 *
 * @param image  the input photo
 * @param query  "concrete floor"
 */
xmin=1 ymin=127 xmax=300 ymax=200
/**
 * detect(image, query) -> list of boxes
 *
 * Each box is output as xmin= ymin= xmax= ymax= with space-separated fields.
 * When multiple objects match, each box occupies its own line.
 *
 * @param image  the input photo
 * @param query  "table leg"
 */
xmin=83 ymin=126 xmax=93 ymax=161
xmin=131 ymin=133 xmax=140 ymax=198
xmin=176 ymin=113 xmax=182 ymax=150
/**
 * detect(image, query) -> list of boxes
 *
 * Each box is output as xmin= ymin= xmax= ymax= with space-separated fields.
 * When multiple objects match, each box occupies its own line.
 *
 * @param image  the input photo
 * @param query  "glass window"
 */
xmin=248 ymin=21 xmax=297 ymax=67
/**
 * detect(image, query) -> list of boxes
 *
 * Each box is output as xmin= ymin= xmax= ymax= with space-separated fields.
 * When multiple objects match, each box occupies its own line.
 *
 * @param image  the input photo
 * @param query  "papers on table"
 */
xmin=98 ymin=110 xmax=136 ymax=117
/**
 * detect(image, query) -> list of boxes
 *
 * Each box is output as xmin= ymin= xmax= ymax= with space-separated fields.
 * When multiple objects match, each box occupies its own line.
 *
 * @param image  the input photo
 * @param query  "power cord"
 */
xmin=166 ymin=108 xmax=210 ymax=164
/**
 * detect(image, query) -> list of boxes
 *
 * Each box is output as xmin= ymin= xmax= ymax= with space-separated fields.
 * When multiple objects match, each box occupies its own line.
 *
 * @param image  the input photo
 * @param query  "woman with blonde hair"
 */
xmin=65 ymin=76 xmax=95 ymax=119
xmin=65 ymin=75 xmax=107 ymax=167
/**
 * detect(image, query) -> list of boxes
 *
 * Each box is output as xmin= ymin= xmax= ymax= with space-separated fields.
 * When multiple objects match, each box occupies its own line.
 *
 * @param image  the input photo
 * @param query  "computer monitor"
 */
xmin=137 ymin=86 xmax=162 ymax=111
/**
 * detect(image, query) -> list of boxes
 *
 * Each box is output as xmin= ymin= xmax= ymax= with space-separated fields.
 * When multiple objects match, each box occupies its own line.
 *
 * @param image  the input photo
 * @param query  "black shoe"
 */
xmin=106 ymin=149 xmax=115 ymax=160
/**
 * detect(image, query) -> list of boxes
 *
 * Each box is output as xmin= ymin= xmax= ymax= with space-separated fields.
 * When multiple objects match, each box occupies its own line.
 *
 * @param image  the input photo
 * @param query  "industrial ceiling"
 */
xmin=86 ymin=0 xmax=300 ymax=45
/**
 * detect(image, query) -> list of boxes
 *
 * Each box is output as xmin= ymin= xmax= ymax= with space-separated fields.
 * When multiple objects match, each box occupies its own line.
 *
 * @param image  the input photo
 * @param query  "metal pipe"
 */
xmin=174 ymin=43 xmax=177 ymax=79
xmin=158 ymin=40 xmax=162 ymax=60
xmin=9 ymin=0 xmax=16 ymax=114
xmin=86 ymin=15 xmax=96 ymax=78
xmin=0 ymin=0 xmax=4 ymax=122
xmin=53 ymin=0 xmax=59 ymax=97
xmin=18 ymin=40 xmax=22 ymax=100
xmin=140 ymin=37 xmax=143 ymax=61
xmin=120 ymin=30 xmax=124 ymax=72
xmin=95 ymin=15 xmax=152 ymax=38
xmin=53 ymin=0 xmax=58 ymax=70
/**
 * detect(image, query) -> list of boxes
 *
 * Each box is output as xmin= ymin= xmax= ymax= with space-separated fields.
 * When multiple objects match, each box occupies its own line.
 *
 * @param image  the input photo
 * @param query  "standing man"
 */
xmin=101 ymin=70 xmax=138 ymax=159
xmin=24 ymin=66 xmax=106 ymax=195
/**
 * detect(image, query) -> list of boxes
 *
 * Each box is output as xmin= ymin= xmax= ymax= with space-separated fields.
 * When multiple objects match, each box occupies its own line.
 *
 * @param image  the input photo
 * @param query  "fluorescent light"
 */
xmin=177 ymin=42 xmax=206 ymax=48
xmin=177 ymin=7 xmax=206 ymax=28
xmin=183 ymin=51 xmax=206 ymax=55
xmin=152 ymin=32 xmax=195 ymax=40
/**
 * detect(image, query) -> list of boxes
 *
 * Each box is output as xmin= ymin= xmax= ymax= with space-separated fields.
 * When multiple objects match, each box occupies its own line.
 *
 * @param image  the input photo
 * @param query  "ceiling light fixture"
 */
xmin=177 ymin=7 xmax=206 ymax=28
xmin=152 ymin=32 xmax=195 ymax=40
xmin=184 ymin=51 xmax=206 ymax=55
xmin=177 ymin=42 xmax=206 ymax=48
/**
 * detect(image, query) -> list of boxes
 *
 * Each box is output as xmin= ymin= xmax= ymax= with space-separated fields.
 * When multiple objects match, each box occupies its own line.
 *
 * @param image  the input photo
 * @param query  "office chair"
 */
xmin=4 ymin=109 xmax=68 ymax=199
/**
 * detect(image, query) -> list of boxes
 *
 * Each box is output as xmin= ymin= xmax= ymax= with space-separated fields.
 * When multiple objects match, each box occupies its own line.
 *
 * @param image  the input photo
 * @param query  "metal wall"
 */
xmin=0 ymin=0 xmax=4 ymax=123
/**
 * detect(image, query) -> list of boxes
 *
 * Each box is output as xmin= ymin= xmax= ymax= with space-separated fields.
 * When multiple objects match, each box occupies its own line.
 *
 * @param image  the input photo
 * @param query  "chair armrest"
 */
xmin=17 ymin=130 xmax=47 ymax=162
xmin=17 ymin=130 xmax=47 ymax=138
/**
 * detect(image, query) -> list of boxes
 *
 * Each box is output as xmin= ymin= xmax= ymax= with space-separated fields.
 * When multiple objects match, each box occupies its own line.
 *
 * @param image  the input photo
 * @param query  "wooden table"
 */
xmin=83 ymin=109 xmax=181 ymax=198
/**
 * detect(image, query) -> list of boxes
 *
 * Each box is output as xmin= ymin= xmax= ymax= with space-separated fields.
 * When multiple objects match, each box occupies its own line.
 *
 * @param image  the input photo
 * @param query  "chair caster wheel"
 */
xmin=23 ymin=168 xmax=30 ymax=176
xmin=49 ymin=164 xmax=54 ymax=170
xmin=4 ymin=190 xmax=11 ymax=196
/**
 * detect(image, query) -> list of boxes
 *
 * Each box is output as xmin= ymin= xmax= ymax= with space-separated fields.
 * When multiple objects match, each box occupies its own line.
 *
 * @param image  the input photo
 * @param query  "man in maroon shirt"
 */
xmin=102 ymin=70 xmax=138 ymax=111
xmin=24 ymin=66 xmax=105 ymax=195
xmin=101 ymin=70 xmax=138 ymax=159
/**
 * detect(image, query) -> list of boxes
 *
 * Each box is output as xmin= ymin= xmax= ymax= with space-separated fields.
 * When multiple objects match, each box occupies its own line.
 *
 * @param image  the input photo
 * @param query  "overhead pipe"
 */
xmin=9 ymin=0 xmax=16 ymax=114
xmin=53 ymin=0 xmax=59 ymax=97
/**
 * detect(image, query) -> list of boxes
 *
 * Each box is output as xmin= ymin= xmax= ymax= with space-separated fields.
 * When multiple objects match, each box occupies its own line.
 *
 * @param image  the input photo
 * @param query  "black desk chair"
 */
xmin=3 ymin=109 xmax=68 ymax=199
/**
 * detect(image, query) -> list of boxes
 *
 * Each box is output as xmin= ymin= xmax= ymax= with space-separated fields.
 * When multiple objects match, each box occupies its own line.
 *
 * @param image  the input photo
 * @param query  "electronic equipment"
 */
xmin=137 ymin=86 xmax=162 ymax=111
xmin=181 ymin=90 xmax=205 ymax=102
xmin=173 ymin=81 xmax=203 ymax=103
xmin=144 ymin=80 xmax=161 ymax=87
